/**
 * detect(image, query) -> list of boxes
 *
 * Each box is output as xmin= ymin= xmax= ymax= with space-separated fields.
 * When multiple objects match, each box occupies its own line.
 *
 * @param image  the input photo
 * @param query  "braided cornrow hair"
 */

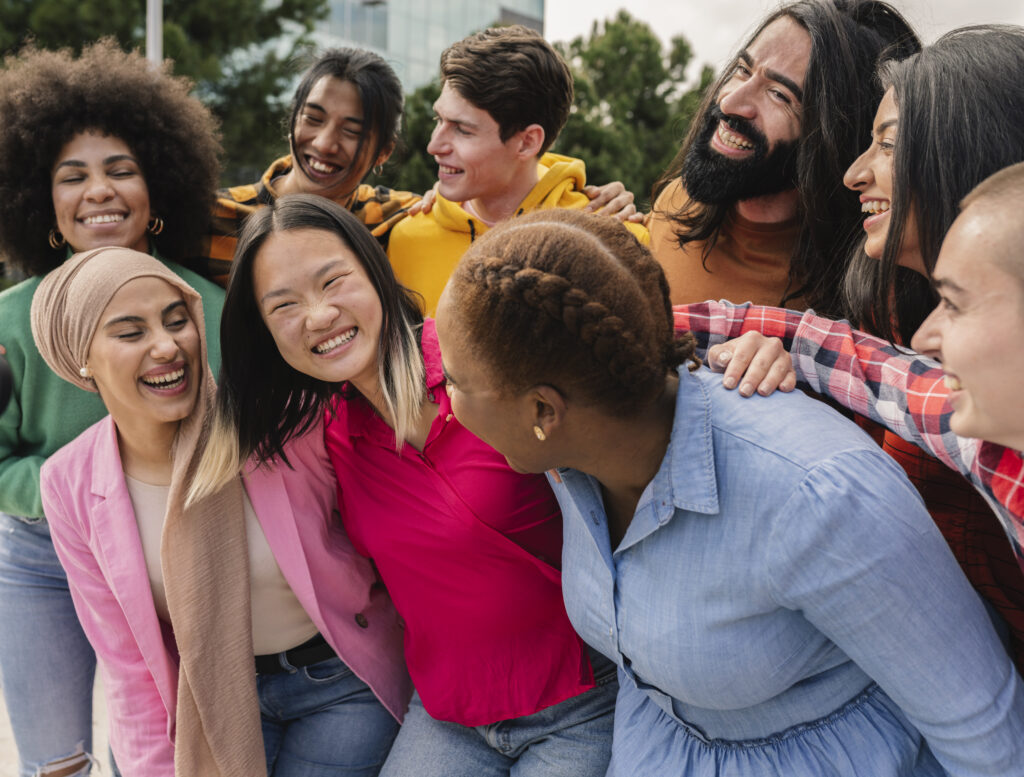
xmin=448 ymin=210 xmax=699 ymax=417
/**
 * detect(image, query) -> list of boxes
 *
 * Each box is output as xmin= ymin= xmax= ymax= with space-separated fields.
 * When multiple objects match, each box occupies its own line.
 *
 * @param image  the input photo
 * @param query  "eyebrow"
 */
xmin=737 ymin=50 xmax=804 ymax=102
xmin=304 ymin=101 xmax=364 ymax=125
xmin=102 ymin=299 xmax=187 ymax=329
xmin=874 ymin=119 xmax=898 ymax=136
xmin=55 ymin=154 xmax=138 ymax=171
xmin=432 ymin=103 xmax=479 ymax=131
xmin=259 ymin=259 xmax=348 ymax=305
xmin=933 ymin=277 xmax=966 ymax=295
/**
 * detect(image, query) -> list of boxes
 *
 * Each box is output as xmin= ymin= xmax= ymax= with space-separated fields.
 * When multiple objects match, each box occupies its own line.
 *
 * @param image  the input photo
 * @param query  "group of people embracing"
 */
xmin=1 ymin=2 xmax=1023 ymax=776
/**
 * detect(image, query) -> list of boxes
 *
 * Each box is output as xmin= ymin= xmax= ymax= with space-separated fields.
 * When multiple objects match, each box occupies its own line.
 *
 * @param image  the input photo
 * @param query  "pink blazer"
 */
xmin=40 ymin=416 xmax=411 ymax=777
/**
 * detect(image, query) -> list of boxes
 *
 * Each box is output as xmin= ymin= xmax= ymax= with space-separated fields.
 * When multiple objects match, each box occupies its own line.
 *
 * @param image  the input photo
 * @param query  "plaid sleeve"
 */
xmin=675 ymin=301 xmax=975 ymax=474
xmin=354 ymin=185 xmax=421 ymax=248
xmin=786 ymin=313 xmax=976 ymax=474
xmin=672 ymin=301 xmax=803 ymax=354
xmin=676 ymin=301 xmax=1024 ymax=570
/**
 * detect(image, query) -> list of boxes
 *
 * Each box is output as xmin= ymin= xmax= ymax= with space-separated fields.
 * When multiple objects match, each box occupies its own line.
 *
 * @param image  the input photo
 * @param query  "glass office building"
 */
xmin=316 ymin=0 xmax=544 ymax=89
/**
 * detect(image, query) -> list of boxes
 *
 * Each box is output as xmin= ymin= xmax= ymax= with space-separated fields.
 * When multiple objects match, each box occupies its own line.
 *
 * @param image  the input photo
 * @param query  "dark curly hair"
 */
xmin=446 ymin=210 xmax=699 ymax=418
xmin=0 ymin=39 xmax=221 ymax=275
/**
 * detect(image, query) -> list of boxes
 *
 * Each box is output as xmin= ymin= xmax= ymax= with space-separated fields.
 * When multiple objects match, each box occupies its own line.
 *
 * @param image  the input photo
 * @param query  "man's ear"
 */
xmin=514 ymin=124 xmax=546 ymax=159
xmin=530 ymin=383 xmax=567 ymax=438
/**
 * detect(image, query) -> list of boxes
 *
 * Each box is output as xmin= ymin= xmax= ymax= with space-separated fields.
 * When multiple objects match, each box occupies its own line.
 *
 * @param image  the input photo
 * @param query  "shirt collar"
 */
xmin=656 ymin=367 xmax=720 ymax=516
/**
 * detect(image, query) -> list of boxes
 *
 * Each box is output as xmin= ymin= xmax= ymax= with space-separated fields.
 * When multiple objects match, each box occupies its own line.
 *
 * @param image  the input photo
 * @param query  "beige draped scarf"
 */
xmin=31 ymin=247 xmax=266 ymax=777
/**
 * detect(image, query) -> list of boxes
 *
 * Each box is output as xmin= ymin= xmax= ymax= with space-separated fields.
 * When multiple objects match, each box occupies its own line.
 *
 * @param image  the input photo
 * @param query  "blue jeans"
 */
xmin=379 ymin=648 xmax=617 ymax=777
xmin=258 ymin=652 xmax=400 ymax=776
xmin=0 ymin=513 xmax=120 ymax=777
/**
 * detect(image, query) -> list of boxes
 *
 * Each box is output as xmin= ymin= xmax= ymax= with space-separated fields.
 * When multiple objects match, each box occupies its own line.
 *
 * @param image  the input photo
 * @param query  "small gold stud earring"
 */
xmin=533 ymin=425 xmax=546 ymax=442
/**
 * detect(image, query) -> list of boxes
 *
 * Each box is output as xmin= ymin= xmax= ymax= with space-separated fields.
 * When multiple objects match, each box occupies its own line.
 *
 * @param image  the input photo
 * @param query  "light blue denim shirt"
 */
xmin=550 ymin=367 xmax=1024 ymax=776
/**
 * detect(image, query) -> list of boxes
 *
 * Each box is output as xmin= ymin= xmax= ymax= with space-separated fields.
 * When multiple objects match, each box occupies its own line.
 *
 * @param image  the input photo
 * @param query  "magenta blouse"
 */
xmin=324 ymin=319 xmax=595 ymax=726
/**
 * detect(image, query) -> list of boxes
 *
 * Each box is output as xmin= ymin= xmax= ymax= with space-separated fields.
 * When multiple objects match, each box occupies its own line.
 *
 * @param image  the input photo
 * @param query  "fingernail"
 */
xmin=739 ymin=382 xmax=754 ymax=397
xmin=716 ymin=350 xmax=732 ymax=366
xmin=723 ymin=376 xmax=737 ymax=389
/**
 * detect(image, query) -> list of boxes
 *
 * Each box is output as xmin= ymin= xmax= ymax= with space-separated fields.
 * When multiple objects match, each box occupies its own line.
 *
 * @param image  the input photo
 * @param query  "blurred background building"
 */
xmin=316 ymin=0 xmax=543 ymax=89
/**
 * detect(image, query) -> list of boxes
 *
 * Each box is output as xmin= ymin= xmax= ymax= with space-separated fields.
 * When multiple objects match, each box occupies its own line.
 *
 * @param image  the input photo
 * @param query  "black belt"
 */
xmin=254 ymin=632 xmax=335 ymax=674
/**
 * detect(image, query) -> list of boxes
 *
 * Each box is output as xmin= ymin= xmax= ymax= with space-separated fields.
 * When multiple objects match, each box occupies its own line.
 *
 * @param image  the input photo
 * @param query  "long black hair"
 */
xmin=652 ymin=0 xmax=919 ymax=316
xmin=844 ymin=25 xmax=1024 ymax=343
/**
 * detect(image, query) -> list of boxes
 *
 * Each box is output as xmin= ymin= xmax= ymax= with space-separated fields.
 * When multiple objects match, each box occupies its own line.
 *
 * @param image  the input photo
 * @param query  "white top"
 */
xmin=125 ymin=475 xmax=318 ymax=654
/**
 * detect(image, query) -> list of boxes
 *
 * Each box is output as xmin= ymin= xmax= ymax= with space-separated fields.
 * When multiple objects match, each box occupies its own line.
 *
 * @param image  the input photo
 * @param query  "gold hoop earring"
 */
xmin=372 ymin=164 xmax=384 ymax=176
xmin=533 ymin=425 xmax=546 ymax=442
xmin=48 ymin=229 xmax=66 ymax=250
xmin=147 ymin=216 xmax=164 ymax=236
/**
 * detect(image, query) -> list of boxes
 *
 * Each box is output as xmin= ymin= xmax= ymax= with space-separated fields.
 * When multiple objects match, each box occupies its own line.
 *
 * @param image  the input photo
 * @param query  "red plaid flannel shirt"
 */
xmin=674 ymin=301 xmax=1024 ymax=569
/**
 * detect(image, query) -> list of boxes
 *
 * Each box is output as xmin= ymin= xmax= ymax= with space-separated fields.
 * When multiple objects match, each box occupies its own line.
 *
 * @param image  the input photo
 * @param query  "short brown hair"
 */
xmin=440 ymin=25 xmax=573 ymax=155
xmin=445 ymin=210 xmax=699 ymax=417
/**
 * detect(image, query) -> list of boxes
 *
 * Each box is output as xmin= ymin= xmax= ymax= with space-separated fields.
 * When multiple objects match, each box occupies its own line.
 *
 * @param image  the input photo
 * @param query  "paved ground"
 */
xmin=0 ymin=676 xmax=111 ymax=776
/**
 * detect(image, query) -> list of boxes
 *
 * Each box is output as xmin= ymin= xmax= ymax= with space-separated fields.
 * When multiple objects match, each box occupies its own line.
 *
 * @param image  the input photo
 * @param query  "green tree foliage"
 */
xmin=388 ymin=11 xmax=712 ymax=210
xmin=0 ymin=0 xmax=328 ymax=183
xmin=554 ymin=10 xmax=713 ymax=210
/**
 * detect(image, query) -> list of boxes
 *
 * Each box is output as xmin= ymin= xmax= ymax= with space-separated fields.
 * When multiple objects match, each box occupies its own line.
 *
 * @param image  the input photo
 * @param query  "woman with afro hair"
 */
xmin=0 ymin=40 xmax=224 ymax=777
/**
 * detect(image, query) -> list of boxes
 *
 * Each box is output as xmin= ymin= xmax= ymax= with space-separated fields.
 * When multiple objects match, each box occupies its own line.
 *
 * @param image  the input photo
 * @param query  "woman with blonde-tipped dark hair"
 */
xmin=434 ymin=208 xmax=1024 ymax=776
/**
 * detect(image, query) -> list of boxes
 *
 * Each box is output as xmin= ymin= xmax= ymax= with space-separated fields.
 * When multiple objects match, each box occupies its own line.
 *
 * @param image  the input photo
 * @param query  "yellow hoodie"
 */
xmin=387 ymin=152 xmax=649 ymax=315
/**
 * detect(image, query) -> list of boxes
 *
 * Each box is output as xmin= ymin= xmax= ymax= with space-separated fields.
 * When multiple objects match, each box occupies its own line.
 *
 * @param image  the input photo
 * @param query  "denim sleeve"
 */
xmin=766 ymin=448 xmax=1024 ymax=776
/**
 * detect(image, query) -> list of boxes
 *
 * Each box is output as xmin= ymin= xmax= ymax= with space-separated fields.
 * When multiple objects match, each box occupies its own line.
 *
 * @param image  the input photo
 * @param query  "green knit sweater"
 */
xmin=0 ymin=257 xmax=223 ymax=518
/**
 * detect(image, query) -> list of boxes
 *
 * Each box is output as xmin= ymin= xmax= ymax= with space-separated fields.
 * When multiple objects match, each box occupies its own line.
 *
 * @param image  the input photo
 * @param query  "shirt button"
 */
xmin=608 ymin=627 xmax=614 ymax=638
xmin=445 ymin=413 xmax=453 ymax=422
xmin=355 ymin=613 xmax=369 ymax=628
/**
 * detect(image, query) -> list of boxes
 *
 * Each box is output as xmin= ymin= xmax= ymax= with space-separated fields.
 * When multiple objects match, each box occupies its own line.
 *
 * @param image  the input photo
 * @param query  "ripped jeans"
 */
xmin=0 ymin=513 xmax=119 ymax=776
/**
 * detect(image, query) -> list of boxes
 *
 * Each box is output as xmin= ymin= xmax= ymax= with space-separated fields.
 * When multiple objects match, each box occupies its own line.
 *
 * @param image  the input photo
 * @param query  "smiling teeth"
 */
xmin=861 ymin=200 xmax=890 ymax=214
xmin=314 ymin=329 xmax=357 ymax=354
xmin=141 ymin=368 xmax=184 ymax=386
xmin=309 ymin=158 xmax=339 ymax=174
xmin=83 ymin=214 xmax=125 ymax=224
xmin=943 ymin=374 xmax=962 ymax=391
xmin=439 ymin=164 xmax=461 ymax=174
xmin=717 ymin=126 xmax=753 ymax=150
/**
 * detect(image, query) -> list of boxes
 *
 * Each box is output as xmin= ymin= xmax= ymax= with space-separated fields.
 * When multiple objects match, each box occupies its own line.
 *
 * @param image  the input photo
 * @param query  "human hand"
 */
xmin=408 ymin=185 xmax=439 ymax=216
xmin=583 ymin=182 xmax=644 ymax=222
xmin=707 ymin=332 xmax=796 ymax=397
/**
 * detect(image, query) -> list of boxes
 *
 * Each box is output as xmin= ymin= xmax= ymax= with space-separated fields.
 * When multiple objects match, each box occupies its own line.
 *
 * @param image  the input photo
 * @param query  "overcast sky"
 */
xmin=545 ymin=1 xmax=1024 ymax=79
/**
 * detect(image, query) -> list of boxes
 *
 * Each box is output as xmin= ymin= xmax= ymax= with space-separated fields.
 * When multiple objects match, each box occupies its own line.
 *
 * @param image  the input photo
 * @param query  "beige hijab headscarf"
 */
xmin=31 ymin=247 xmax=266 ymax=777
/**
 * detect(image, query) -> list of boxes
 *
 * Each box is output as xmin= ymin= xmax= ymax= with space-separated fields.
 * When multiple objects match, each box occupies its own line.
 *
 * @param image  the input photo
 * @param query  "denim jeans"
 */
xmin=379 ymin=648 xmax=617 ymax=777
xmin=0 ymin=513 xmax=121 ymax=777
xmin=258 ymin=652 xmax=400 ymax=777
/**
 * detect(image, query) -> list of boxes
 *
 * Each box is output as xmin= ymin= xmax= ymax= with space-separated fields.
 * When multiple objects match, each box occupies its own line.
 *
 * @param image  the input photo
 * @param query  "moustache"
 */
xmin=705 ymin=105 xmax=769 ymax=156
